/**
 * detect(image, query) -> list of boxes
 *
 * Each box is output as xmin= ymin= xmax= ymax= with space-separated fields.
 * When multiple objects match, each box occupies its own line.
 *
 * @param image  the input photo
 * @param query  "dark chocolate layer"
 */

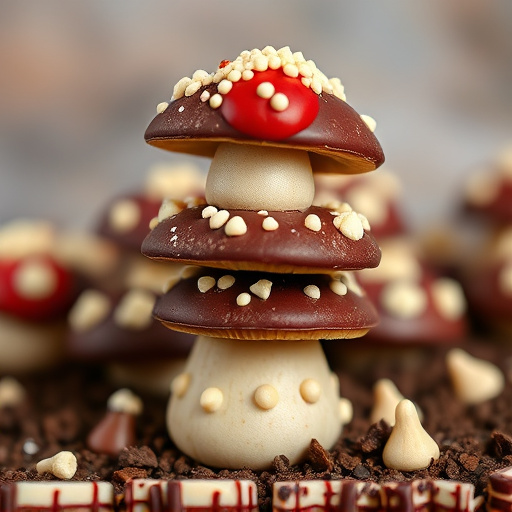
xmin=142 ymin=205 xmax=381 ymax=273
xmin=154 ymin=269 xmax=378 ymax=340
xmin=145 ymin=84 xmax=384 ymax=174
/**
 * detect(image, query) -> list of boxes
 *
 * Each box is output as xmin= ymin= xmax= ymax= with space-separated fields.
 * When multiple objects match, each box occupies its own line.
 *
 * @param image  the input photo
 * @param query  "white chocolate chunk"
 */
xmin=236 ymin=292 xmax=251 ymax=306
xmin=257 ymin=210 xmax=269 ymax=216
xmin=149 ymin=217 xmax=159 ymax=230
xmin=68 ymin=289 xmax=111 ymax=332
xmin=383 ymin=400 xmax=440 ymax=471
xmin=107 ymin=388 xmax=143 ymax=415
xmin=224 ymin=216 xmax=247 ymax=236
xmin=254 ymin=384 xmax=279 ymax=410
xmin=156 ymin=102 xmax=169 ymax=114
xmin=202 ymin=205 xmax=218 ymax=219
xmin=358 ymin=213 xmax=371 ymax=231
xmin=209 ymin=210 xmax=230 ymax=229
xmin=300 ymin=379 xmax=321 ymax=403
xmin=329 ymin=279 xmax=348 ymax=296
xmin=305 ymin=214 xmax=322 ymax=232
xmin=431 ymin=278 xmax=466 ymax=320
xmin=256 ymin=81 xmax=275 ymax=98
xmin=200 ymin=90 xmax=210 ymax=102
xmin=303 ymin=285 xmax=321 ymax=299
xmin=381 ymin=281 xmax=427 ymax=319
xmin=172 ymin=373 xmax=191 ymax=398
xmin=262 ymin=216 xmax=279 ymax=231
xmin=250 ymin=279 xmax=273 ymax=300
xmin=157 ymin=198 xmax=181 ymax=222
xmin=217 ymin=79 xmax=233 ymax=94
xmin=197 ymin=276 xmax=216 ymax=293
xmin=270 ymin=92 xmax=289 ymax=111
xmin=371 ymin=379 xmax=405 ymax=426
xmin=0 ymin=377 xmax=26 ymax=407
xmin=36 ymin=451 xmax=78 ymax=480
xmin=108 ymin=199 xmax=141 ymax=233
xmin=333 ymin=211 xmax=364 ymax=240
xmin=217 ymin=275 xmax=235 ymax=290
xmin=446 ymin=348 xmax=504 ymax=404
xmin=209 ymin=93 xmax=223 ymax=109
xmin=13 ymin=259 xmax=57 ymax=300
xmin=113 ymin=290 xmax=155 ymax=330
xmin=200 ymin=387 xmax=223 ymax=412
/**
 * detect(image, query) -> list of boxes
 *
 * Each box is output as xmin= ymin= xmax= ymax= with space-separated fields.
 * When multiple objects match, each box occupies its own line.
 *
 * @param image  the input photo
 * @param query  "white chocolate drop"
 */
xmin=254 ymin=384 xmax=279 ymax=410
xmin=300 ymin=379 xmax=321 ymax=403
xmin=200 ymin=387 xmax=224 ymax=412
xmin=446 ymin=349 xmax=504 ymax=405
xmin=197 ymin=276 xmax=216 ymax=293
xmin=382 ymin=399 xmax=440 ymax=471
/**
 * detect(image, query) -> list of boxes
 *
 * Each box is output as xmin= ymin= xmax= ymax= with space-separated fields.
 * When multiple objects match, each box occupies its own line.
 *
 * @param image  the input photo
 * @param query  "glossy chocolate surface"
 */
xmin=154 ymin=269 xmax=378 ymax=340
xmin=145 ymin=84 xmax=384 ymax=174
xmin=142 ymin=205 xmax=381 ymax=273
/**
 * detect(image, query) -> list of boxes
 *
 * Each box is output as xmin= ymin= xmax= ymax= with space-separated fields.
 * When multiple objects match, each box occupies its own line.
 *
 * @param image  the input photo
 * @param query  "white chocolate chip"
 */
xmin=36 ymin=451 xmax=78 ymax=480
xmin=209 ymin=93 xmax=223 ymax=109
xmin=256 ymin=82 xmax=275 ymax=99
xmin=200 ymin=387 xmax=223 ymax=412
xmin=303 ymin=285 xmax=321 ymax=299
xmin=304 ymin=214 xmax=322 ymax=232
xmin=333 ymin=211 xmax=364 ymax=241
xmin=236 ymin=292 xmax=251 ymax=306
xmin=224 ymin=216 xmax=247 ymax=236
xmin=156 ymin=102 xmax=169 ymax=114
xmin=253 ymin=55 xmax=269 ymax=71
xmin=13 ymin=259 xmax=57 ymax=300
xmin=107 ymin=388 xmax=143 ymax=415
xmin=283 ymin=63 xmax=299 ymax=78
xmin=383 ymin=400 xmax=440 ymax=471
xmin=197 ymin=276 xmax=216 ymax=293
xmin=431 ymin=278 xmax=466 ymax=320
xmin=381 ymin=281 xmax=427 ymax=319
xmin=371 ymin=379 xmax=405 ymax=426
xmin=171 ymin=373 xmax=191 ymax=398
xmin=108 ymin=199 xmax=141 ymax=233
xmin=0 ymin=377 xmax=26 ymax=408
xmin=217 ymin=275 xmax=235 ymax=290
xmin=329 ymin=279 xmax=348 ymax=296
xmin=202 ymin=205 xmax=218 ymax=219
xmin=262 ymin=217 xmax=279 ymax=231
xmin=113 ymin=290 xmax=155 ymax=330
xmin=447 ymin=348 xmax=504 ymax=405
xmin=360 ymin=114 xmax=377 ymax=132
xmin=209 ymin=210 xmax=230 ymax=229
xmin=300 ymin=379 xmax=321 ymax=404
xmin=68 ymin=290 xmax=111 ymax=332
xmin=254 ymin=384 xmax=279 ymax=410
xmin=338 ymin=271 xmax=364 ymax=296
xmin=270 ymin=92 xmax=289 ymax=112
xmin=250 ymin=279 xmax=273 ymax=300
xmin=200 ymin=90 xmax=210 ymax=102
xmin=242 ymin=70 xmax=254 ymax=80
xmin=217 ymin=79 xmax=233 ymax=94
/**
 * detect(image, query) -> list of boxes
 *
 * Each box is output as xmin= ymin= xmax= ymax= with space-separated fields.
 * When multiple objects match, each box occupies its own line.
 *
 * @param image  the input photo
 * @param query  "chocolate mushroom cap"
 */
xmin=145 ymin=82 xmax=384 ymax=174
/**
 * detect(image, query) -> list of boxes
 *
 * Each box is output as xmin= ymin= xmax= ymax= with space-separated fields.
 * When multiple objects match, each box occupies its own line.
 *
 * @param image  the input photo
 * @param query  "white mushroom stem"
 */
xmin=36 ymin=451 xmax=77 ymax=480
xmin=205 ymin=143 xmax=315 ymax=211
xmin=382 ymin=399 xmax=439 ymax=471
xmin=168 ymin=335 xmax=344 ymax=470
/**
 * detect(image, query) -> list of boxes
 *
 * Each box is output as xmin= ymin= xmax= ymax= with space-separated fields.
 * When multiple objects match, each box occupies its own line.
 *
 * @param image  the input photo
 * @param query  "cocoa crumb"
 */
xmin=112 ymin=467 xmax=148 ymax=483
xmin=118 ymin=446 xmax=158 ymax=468
xmin=307 ymin=439 xmax=333 ymax=472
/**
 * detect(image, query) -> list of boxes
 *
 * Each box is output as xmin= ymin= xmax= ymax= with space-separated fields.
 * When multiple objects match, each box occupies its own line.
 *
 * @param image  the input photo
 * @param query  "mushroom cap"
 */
xmin=154 ymin=269 xmax=378 ymax=340
xmin=145 ymin=49 xmax=384 ymax=174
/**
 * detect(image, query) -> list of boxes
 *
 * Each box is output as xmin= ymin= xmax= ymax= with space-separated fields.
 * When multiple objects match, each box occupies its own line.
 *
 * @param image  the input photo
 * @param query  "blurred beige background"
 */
xmin=1 ymin=1 xmax=511 ymax=232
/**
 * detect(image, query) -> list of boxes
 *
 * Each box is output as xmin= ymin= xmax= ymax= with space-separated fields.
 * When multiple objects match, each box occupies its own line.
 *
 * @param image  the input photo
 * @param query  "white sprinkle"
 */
xmin=256 ymin=81 xmax=275 ymax=99
xmin=333 ymin=211 xmax=364 ymax=240
xmin=217 ymin=275 xmax=235 ymax=290
xmin=237 ymin=292 xmax=251 ymax=306
xmin=262 ymin=216 xmax=279 ymax=231
xmin=224 ymin=216 xmax=247 ymax=236
xmin=199 ymin=90 xmax=211 ymax=102
xmin=209 ymin=93 xmax=223 ymax=109
xmin=270 ymin=92 xmax=289 ymax=112
xmin=197 ymin=276 xmax=216 ymax=293
xmin=242 ymin=69 xmax=254 ymax=80
xmin=250 ymin=279 xmax=273 ymax=300
xmin=305 ymin=214 xmax=322 ymax=232
xmin=156 ymin=102 xmax=169 ymax=114
xmin=209 ymin=209 xmax=230 ymax=229
xmin=202 ymin=205 xmax=218 ymax=218
xmin=360 ymin=114 xmax=377 ymax=132
xmin=304 ymin=285 xmax=321 ymax=299
xmin=178 ymin=105 xmax=185 ymax=113
xmin=217 ymin=79 xmax=233 ymax=95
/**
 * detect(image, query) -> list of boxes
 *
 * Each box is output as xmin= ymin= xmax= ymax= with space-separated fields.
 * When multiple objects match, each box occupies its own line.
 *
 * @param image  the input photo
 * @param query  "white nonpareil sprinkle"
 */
xmin=304 ymin=214 xmax=322 ymax=232
xmin=68 ymin=289 xmax=111 ymax=332
xmin=250 ymin=279 xmax=273 ymax=300
xmin=333 ymin=211 xmax=364 ymax=241
xmin=381 ymin=281 xmax=427 ymax=319
xmin=107 ymin=388 xmax=143 ymax=415
xmin=209 ymin=209 xmax=230 ymax=229
xmin=178 ymin=106 xmax=185 ymax=113
xmin=256 ymin=82 xmax=275 ymax=99
xmin=360 ymin=114 xmax=377 ymax=132
xmin=202 ymin=205 xmax=218 ymax=218
xmin=156 ymin=102 xmax=169 ymax=114
xmin=224 ymin=216 xmax=247 ymax=236
xmin=209 ymin=93 xmax=223 ymax=109
xmin=303 ymin=285 xmax=321 ymax=299
xmin=236 ymin=292 xmax=251 ymax=306
xmin=270 ymin=92 xmax=289 ymax=112
xmin=217 ymin=275 xmax=235 ymax=290
xmin=197 ymin=276 xmax=216 ymax=293
xmin=262 ymin=216 xmax=279 ymax=231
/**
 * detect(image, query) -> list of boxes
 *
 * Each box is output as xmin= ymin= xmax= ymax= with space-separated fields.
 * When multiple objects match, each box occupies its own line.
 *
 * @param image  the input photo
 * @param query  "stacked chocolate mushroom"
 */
xmin=141 ymin=46 xmax=384 ymax=470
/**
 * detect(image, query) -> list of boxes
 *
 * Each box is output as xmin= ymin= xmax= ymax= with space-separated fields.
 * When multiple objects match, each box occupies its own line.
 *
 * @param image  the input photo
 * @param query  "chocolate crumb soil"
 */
xmin=1 ymin=340 xmax=512 ymax=511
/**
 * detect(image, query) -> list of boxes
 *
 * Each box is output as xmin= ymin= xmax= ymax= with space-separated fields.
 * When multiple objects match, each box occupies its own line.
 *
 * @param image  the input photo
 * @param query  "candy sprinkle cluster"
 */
xmin=170 ymin=46 xmax=347 ymax=103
